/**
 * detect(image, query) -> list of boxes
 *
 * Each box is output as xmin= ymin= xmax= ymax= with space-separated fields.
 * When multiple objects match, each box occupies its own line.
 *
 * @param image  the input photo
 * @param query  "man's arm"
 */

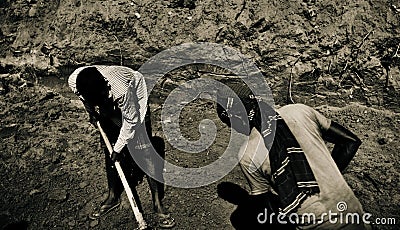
xmin=113 ymin=72 xmax=148 ymax=154
xmin=322 ymin=121 xmax=362 ymax=172
xmin=80 ymin=97 xmax=100 ymax=126
xmin=112 ymin=94 xmax=139 ymax=154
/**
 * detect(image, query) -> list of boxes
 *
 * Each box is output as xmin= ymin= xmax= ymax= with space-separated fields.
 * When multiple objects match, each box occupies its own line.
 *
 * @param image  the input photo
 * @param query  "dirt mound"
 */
xmin=1 ymin=0 xmax=399 ymax=108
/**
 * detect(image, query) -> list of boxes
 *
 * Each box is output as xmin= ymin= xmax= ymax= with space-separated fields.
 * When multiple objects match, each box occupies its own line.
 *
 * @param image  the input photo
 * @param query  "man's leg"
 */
xmin=130 ymin=131 xmax=174 ymax=227
xmin=143 ymin=136 xmax=175 ymax=228
xmin=89 ymin=120 xmax=122 ymax=220
xmin=145 ymin=163 xmax=175 ymax=229
xmin=104 ymin=143 xmax=123 ymax=203
xmin=101 ymin=116 xmax=124 ymax=204
xmin=146 ymin=136 xmax=166 ymax=214
xmin=147 ymin=176 xmax=166 ymax=214
xmin=131 ymin=143 xmax=166 ymax=214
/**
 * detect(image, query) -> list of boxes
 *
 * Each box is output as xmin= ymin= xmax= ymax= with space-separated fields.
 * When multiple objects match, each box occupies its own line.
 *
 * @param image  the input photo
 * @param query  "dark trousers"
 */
xmin=99 ymin=109 xmax=165 ymax=201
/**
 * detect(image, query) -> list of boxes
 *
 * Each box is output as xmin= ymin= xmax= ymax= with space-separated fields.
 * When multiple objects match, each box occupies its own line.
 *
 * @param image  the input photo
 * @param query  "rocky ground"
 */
xmin=0 ymin=0 xmax=399 ymax=229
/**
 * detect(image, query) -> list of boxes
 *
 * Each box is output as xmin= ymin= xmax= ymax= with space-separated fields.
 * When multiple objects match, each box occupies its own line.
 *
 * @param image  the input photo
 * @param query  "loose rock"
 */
xmin=47 ymin=189 xmax=68 ymax=202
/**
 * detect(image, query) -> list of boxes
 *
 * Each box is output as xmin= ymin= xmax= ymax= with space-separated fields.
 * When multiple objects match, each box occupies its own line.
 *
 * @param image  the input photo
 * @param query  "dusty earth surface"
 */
xmin=0 ymin=0 xmax=399 ymax=229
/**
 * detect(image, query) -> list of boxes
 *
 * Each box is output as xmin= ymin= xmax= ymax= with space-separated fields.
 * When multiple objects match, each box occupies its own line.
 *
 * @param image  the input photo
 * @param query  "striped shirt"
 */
xmin=68 ymin=65 xmax=148 ymax=153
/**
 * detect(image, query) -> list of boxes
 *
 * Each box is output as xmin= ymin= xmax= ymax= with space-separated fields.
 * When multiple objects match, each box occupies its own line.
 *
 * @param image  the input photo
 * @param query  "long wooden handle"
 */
xmin=96 ymin=121 xmax=148 ymax=230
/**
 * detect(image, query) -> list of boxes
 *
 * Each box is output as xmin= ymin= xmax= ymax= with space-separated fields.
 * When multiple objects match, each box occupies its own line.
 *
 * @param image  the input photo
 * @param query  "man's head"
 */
xmin=75 ymin=67 xmax=109 ymax=105
xmin=216 ymin=81 xmax=259 ymax=135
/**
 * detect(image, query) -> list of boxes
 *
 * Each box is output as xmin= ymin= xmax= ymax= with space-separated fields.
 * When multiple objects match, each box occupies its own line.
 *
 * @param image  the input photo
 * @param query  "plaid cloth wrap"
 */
xmin=256 ymin=101 xmax=320 ymax=215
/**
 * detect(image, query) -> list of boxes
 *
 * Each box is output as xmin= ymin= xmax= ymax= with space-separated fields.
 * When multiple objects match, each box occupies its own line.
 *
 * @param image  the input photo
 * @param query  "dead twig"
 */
xmin=338 ymin=62 xmax=348 ymax=88
xmin=385 ymin=67 xmax=390 ymax=89
xmin=113 ymin=35 xmax=123 ymax=66
xmin=327 ymin=58 xmax=332 ymax=74
xmin=393 ymin=43 xmax=400 ymax=58
xmin=287 ymin=57 xmax=301 ymax=104
xmin=342 ymin=61 xmax=349 ymax=72
xmin=356 ymin=30 xmax=373 ymax=49
xmin=215 ymin=26 xmax=224 ymax=42
xmin=339 ymin=30 xmax=373 ymax=88
xmin=234 ymin=0 xmax=246 ymax=21
xmin=352 ymin=71 xmax=368 ymax=92
xmin=351 ymin=30 xmax=374 ymax=62
xmin=294 ymin=81 xmax=318 ymax=86
xmin=381 ymin=43 xmax=400 ymax=89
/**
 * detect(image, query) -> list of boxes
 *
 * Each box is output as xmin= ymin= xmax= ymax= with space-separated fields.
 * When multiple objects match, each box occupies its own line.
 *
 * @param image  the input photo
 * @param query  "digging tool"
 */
xmin=96 ymin=121 xmax=148 ymax=230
